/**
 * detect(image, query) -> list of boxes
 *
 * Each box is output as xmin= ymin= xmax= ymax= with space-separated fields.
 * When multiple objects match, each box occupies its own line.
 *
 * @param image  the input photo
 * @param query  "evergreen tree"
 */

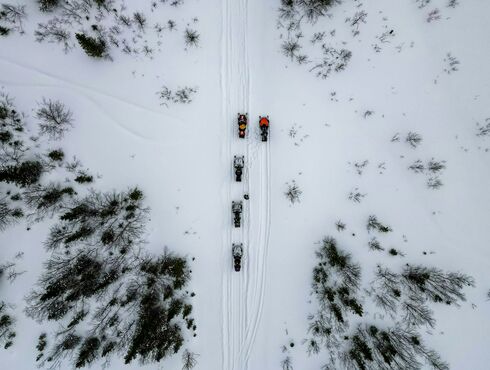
xmin=0 ymin=161 xmax=44 ymax=187
xmin=75 ymin=33 xmax=107 ymax=58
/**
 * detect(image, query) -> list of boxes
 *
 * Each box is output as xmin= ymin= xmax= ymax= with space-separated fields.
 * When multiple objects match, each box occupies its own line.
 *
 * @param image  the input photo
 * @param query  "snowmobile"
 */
xmin=232 ymin=201 xmax=243 ymax=227
xmin=237 ymin=113 xmax=248 ymax=138
xmin=232 ymin=243 xmax=243 ymax=272
xmin=233 ymin=155 xmax=244 ymax=182
xmin=259 ymin=116 xmax=269 ymax=142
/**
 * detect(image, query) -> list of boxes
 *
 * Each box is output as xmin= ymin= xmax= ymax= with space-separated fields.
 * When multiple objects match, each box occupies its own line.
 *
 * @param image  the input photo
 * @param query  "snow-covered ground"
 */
xmin=1 ymin=0 xmax=489 ymax=369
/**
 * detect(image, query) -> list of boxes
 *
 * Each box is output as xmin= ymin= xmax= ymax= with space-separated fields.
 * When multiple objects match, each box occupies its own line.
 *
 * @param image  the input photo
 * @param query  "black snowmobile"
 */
xmin=232 ymin=243 xmax=243 ymax=272
xmin=232 ymin=201 xmax=243 ymax=228
xmin=233 ymin=155 xmax=244 ymax=182
xmin=259 ymin=116 xmax=269 ymax=142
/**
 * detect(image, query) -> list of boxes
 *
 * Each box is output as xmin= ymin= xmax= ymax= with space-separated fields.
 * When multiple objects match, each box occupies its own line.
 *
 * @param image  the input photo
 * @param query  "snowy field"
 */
xmin=1 ymin=0 xmax=489 ymax=369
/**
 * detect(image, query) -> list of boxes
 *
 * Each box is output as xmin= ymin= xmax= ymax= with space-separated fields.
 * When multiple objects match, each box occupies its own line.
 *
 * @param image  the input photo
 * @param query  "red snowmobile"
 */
xmin=259 ymin=116 xmax=269 ymax=142
xmin=237 ymin=113 xmax=248 ymax=138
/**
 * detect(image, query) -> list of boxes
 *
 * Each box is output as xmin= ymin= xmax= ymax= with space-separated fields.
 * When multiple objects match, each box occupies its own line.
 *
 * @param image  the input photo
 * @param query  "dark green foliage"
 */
xmin=74 ymin=174 xmax=93 ymax=184
xmin=0 ymin=26 xmax=10 ymax=36
xmin=0 ymin=201 xmax=24 ymax=230
xmin=184 ymin=28 xmax=200 ymax=47
xmin=47 ymin=188 xmax=148 ymax=251
xmin=28 ymin=230 xmax=193 ymax=368
xmin=0 ymin=302 xmax=16 ymax=349
xmin=0 ymin=161 xmax=43 ymax=187
xmin=0 ymin=130 xmax=13 ymax=143
xmin=47 ymin=149 xmax=64 ymax=161
xmin=123 ymin=251 xmax=192 ymax=364
xmin=402 ymin=265 xmax=474 ymax=305
xmin=26 ymin=253 xmax=119 ymax=321
xmin=349 ymin=334 xmax=373 ymax=369
xmin=75 ymin=33 xmax=107 ymax=58
xmin=75 ymin=337 xmax=100 ymax=368
xmin=342 ymin=325 xmax=449 ymax=370
xmin=38 ymin=0 xmax=60 ymax=12
xmin=280 ymin=0 xmax=339 ymax=23
xmin=37 ymin=187 xmax=75 ymax=208
xmin=182 ymin=304 xmax=192 ymax=318
xmin=129 ymin=187 xmax=143 ymax=201
xmin=124 ymin=292 xmax=183 ymax=363
xmin=310 ymin=236 xmax=363 ymax=342
xmin=26 ymin=185 xmax=75 ymax=212
xmin=370 ymin=264 xmax=474 ymax=331
xmin=36 ymin=333 xmax=47 ymax=361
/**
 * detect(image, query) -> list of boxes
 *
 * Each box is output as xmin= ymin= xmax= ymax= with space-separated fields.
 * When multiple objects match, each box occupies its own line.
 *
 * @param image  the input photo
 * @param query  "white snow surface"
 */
xmin=1 ymin=0 xmax=490 ymax=369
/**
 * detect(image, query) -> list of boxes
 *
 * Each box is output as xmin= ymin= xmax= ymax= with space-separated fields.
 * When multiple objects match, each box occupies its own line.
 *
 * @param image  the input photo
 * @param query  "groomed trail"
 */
xmin=220 ymin=0 xmax=271 ymax=369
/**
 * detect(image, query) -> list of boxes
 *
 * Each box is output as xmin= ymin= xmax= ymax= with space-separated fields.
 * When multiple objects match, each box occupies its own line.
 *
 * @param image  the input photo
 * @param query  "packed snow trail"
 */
xmin=220 ymin=0 xmax=249 ymax=369
xmin=220 ymin=0 xmax=270 ymax=368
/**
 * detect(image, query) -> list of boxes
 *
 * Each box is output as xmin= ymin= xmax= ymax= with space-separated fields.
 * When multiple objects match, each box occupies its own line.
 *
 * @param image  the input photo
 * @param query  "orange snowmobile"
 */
xmin=259 ymin=115 xmax=269 ymax=142
xmin=237 ymin=113 xmax=248 ymax=138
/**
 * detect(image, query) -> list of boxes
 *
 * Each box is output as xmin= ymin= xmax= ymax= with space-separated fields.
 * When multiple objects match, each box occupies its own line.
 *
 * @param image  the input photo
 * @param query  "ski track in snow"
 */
xmin=0 ymin=57 xmax=185 ymax=124
xmin=221 ymin=0 xmax=270 ymax=368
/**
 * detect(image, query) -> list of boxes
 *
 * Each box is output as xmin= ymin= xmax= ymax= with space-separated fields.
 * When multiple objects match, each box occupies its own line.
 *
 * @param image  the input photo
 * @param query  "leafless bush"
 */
xmin=443 ymin=52 xmax=460 ymax=74
xmin=427 ymin=159 xmax=446 ymax=174
xmin=311 ymin=31 xmax=325 ymax=44
xmin=427 ymin=176 xmax=443 ymax=189
xmin=284 ymin=180 xmax=302 ymax=204
xmin=281 ymin=39 xmax=301 ymax=60
xmin=405 ymin=131 xmax=423 ymax=148
xmin=0 ymin=3 xmax=27 ymax=33
xmin=36 ymin=98 xmax=73 ymax=140
xmin=447 ymin=0 xmax=459 ymax=8
xmin=427 ymin=8 xmax=440 ymax=23
xmin=348 ymin=188 xmax=365 ymax=203
xmin=335 ymin=220 xmax=346 ymax=231
xmin=281 ymin=356 xmax=293 ymax=370
xmin=367 ymin=215 xmax=392 ymax=233
xmin=182 ymin=349 xmax=198 ymax=370
xmin=477 ymin=118 xmax=490 ymax=137
xmin=309 ymin=46 xmax=352 ymax=79
xmin=35 ymin=18 xmax=73 ymax=53
xmin=158 ymin=86 xmax=198 ymax=106
xmin=346 ymin=10 xmax=367 ymax=36
xmin=408 ymin=159 xmax=425 ymax=173
xmin=368 ymin=237 xmax=384 ymax=251
xmin=133 ymin=12 xmax=147 ymax=31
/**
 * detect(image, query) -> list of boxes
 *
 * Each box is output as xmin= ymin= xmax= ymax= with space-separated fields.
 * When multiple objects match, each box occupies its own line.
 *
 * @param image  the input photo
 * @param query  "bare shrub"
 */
xmin=284 ymin=180 xmax=302 ymax=204
xmin=36 ymin=99 xmax=73 ymax=140
xmin=406 ymin=131 xmax=423 ymax=148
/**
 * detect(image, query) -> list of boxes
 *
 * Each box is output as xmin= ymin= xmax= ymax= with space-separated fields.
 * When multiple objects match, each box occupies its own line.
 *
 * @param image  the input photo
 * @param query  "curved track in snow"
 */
xmin=220 ymin=0 xmax=270 ymax=368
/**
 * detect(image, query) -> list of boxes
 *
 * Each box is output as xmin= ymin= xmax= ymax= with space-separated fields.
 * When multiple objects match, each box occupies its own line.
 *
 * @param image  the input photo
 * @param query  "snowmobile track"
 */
xmin=220 ymin=0 xmax=249 ymax=368
xmin=221 ymin=0 xmax=270 ymax=368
